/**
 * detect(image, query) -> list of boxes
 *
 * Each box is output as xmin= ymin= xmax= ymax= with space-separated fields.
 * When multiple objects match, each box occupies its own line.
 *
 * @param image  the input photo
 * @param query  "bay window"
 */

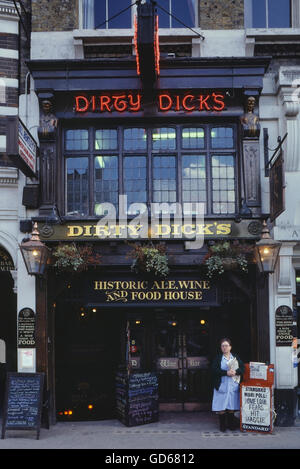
xmin=64 ymin=124 xmax=237 ymax=217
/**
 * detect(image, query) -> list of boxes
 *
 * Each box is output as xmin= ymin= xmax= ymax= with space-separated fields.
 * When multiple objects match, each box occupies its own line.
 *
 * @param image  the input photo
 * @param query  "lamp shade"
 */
xmin=20 ymin=223 xmax=50 ymax=276
xmin=254 ymin=220 xmax=281 ymax=274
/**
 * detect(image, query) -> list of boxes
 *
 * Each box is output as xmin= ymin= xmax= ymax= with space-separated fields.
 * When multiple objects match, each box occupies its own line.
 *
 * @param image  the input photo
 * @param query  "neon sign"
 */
xmin=74 ymin=92 xmax=225 ymax=113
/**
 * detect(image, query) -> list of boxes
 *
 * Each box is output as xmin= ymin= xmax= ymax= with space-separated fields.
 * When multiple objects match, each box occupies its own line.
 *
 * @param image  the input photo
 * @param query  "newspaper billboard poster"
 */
xmin=241 ymin=386 xmax=272 ymax=432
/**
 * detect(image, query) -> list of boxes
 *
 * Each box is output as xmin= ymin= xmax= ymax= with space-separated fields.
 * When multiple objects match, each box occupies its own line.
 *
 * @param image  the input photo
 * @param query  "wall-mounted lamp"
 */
xmin=20 ymin=222 xmax=50 ymax=277
xmin=254 ymin=220 xmax=281 ymax=274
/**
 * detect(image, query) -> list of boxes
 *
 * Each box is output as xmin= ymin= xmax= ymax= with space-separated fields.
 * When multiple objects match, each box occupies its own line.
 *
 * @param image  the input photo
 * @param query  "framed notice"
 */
xmin=275 ymin=305 xmax=294 ymax=346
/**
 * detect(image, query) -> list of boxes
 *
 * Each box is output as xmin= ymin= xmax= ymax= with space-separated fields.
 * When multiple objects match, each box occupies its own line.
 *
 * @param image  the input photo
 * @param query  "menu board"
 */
xmin=1 ymin=373 xmax=44 ymax=440
xmin=116 ymin=372 xmax=159 ymax=427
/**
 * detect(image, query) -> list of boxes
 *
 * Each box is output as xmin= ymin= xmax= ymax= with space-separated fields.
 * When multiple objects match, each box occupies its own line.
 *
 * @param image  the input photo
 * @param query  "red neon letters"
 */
xmin=75 ymin=94 xmax=142 ymax=113
xmin=158 ymin=93 xmax=225 ymax=112
xmin=75 ymin=92 xmax=225 ymax=113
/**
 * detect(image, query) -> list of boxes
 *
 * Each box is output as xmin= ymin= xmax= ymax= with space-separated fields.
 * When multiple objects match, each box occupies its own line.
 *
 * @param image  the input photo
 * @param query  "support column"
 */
xmin=240 ymin=93 xmax=261 ymax=216
xmin=272 ymin=242 xmax=298 ymax=426
xmin=37 ymin=96 xmax=58 ymax=216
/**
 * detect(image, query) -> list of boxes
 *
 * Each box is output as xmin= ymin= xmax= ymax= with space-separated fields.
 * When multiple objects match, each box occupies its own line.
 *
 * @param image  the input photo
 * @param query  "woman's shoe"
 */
xmin=218 ymin=414 xmax=226 ymax=432
xmin=227 ymin=412 xmax=237 ymax=430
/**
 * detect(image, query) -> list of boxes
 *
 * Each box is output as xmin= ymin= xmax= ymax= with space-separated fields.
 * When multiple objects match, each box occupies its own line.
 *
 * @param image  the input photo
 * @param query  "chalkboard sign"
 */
xmin=116 ymin=371 xmax=158 ymax=427
xmin=1 ymin=372 xmax=44 ymax=440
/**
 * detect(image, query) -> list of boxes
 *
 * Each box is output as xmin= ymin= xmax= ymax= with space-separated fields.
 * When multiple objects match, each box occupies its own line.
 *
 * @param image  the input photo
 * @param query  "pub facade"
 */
xmin=27 ymin=46 xmax=272 ymax=421
xmin=2 ymin=0 xmax=299 ymax=426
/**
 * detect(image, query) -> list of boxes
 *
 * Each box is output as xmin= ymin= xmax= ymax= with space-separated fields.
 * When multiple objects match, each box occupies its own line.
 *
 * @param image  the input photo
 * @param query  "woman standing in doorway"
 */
xmin=211 ymin=338 xmax=244 ymax=431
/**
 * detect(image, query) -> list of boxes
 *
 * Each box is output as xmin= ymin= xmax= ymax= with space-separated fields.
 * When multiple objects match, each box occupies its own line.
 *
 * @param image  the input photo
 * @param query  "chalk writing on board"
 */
xmin=1 ymin=373 xmax=44 ymax=440
xmin=116 ymin=372 xmax=159 ymax=427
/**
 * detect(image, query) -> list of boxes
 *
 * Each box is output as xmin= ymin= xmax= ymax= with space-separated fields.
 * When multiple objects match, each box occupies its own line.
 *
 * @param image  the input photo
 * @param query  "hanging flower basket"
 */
xmin=50 ymin=243 xmax=101 ymax=274
xmin=129 ymin=243 xmax=169 ymax=279
xmin=203 ymin=241 xmax=253 ymax=279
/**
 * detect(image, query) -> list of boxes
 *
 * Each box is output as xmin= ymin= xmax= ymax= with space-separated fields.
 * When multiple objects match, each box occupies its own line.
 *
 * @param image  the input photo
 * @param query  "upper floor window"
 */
xmin=156 ymin=0 xmax=196 ymax=28
xmin=246 ymin=0 xmax=291 ymax=28
xmin=64 ymin=124 xmax=237 ymax=218
xmin=83 ymin=0 xmax=196 ymax=29
xmin=83 ymin=0 xmax=132 ymax=29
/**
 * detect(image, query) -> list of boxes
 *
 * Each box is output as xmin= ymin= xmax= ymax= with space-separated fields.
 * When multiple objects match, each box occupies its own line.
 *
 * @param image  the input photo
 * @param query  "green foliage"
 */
xmin=204 ymin=241 xmax=253 ymax=279
xmin=51 ymin=243 xmax=101 ymax=273
xmin=130 ymin=243 xmax=169 ymax=278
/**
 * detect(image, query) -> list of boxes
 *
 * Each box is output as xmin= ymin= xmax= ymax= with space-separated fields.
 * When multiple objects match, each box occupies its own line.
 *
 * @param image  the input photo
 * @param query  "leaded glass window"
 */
xmin=153 ymin=156 xmax=176 ymax=203
xmin=94 ymin=155 xmax=118 ymax=215
xmin=64 ymin=124 xmax=237 ymax=217
xmin=66 ymin=157 xmax=89 ymax=215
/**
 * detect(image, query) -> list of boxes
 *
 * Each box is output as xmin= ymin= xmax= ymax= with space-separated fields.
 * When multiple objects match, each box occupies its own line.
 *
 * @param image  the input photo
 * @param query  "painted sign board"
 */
xmin=38 ymin=219 xmax=262 ymax=241
xmin=275 ymin=305 xmax=294 ymax=346
xmin=6 ymin=117 xmax=38 ymax=178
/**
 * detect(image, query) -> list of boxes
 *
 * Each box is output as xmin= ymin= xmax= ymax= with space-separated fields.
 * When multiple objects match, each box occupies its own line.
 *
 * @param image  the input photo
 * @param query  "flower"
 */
xmin=130 ymin=243 xmax=169 ymax=278
xmin=51 ymin=243 xmax=101 ymax=273
xmin=203 ymin=241 xmax=253 ymax=279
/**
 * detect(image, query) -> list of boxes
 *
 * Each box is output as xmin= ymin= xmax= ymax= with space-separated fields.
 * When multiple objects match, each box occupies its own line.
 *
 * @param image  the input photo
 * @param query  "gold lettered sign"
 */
xmin=38 ymin=219 xmax=262 ymax=241
xmin=0 ymin=247 xmax=14 ymax=272
xmin=92 ymin=278 xmax=218 ymax=306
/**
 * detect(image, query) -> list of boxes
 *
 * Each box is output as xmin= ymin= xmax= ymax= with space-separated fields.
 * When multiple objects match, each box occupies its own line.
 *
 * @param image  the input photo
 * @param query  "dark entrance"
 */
xmin=55 ymin=301 xmax=121 ymax=421
xmin=0 ymin=268 xmax=17 ymax=418
xmin=155 ymin=311 xmax=211 ymax=411
xmin=52 ymin=272 xmax=253 ymax=421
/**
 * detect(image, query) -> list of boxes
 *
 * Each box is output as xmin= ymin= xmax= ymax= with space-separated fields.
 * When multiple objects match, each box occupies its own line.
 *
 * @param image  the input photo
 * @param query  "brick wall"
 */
xmin=32 ymin=0 xmax=79 ymax=32
xmin=199 ymin=0 xmax=244 ymax=29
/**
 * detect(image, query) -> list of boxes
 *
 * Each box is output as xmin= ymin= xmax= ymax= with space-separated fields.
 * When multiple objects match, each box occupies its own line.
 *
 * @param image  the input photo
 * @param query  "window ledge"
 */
xmin=245 ymin=28 xmax=300 ymax=57
xmin=73 ymin=28 xmax=203 ymax=59
xmin=246 ymin=27 xmax=300 ymax=40
xmin=73 ymin=28 xmax=201 ymax=40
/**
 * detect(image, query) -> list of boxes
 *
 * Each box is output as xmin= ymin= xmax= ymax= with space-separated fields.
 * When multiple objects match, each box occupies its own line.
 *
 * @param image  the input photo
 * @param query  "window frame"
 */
xmin=63 ymin=123 xmax=238 ymax=218
xmin=80 ymin=0 xmax=199 ymax=30
xmin=244 ymin=0 xmax=293 ymax=29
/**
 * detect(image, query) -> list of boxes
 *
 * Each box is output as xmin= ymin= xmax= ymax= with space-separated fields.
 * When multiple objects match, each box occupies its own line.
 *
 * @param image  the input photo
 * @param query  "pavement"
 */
xmin=0 ymin=412 xmax=300 ymax=452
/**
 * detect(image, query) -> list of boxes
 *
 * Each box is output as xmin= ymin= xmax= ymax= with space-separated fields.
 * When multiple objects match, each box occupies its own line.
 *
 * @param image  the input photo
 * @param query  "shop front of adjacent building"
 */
xmin=25 ymin=54 xmax=272 ymax=423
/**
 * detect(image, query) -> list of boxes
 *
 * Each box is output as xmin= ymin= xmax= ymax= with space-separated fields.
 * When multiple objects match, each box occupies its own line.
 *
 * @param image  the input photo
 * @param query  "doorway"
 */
xmin=155 ymin=311 xmax=211 ymax=411
xmin=55 ymin=302 xmax=121 ymax=421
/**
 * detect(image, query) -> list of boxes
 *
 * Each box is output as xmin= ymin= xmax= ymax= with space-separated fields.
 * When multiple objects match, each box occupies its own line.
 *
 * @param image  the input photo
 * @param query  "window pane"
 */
xmin=152 ymin=156 xmax=176 ymax=206
xmin=94 ymin=156 xmax=118 ymax=215
xmin=152 ymin=127 xmax=176 ymax=150
xmin=182 ymin=155 xmax=206 ymax=214
xmin=66 ymin=158 xmax=89 ymax=215
xmin=157 ymin=0 xmax=170 ymax=27
xmin=182 ymin=127 xmax=205 ymax=149
xmin=108 ymin=0 xmax=131 ymax=28
xmin=252 ymin=0 xmax=267 ymax=27
xmin=94 ymin=0 xmax=106 ymax=29
xmin=211 ymin=127 xmax=233 ymax=148
xmin=268 ymin=0 xmax=291 ymax=27
xmin=65 ymin=130 xmax=88 ymax=151
xmin=124 ymin=128 xmax=147 ymax=151
xmin=95 ymin=129 xmax=118 ymax=150
xmin=172 ymin=0 xmax=195 ymax=28
xmin=95 ymin=0 xmax=132 ymax=29
xmin=124 ymin=156 xmax=147 ymax=214
xmin=211 ymin=155 xmax=235 ymax=214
